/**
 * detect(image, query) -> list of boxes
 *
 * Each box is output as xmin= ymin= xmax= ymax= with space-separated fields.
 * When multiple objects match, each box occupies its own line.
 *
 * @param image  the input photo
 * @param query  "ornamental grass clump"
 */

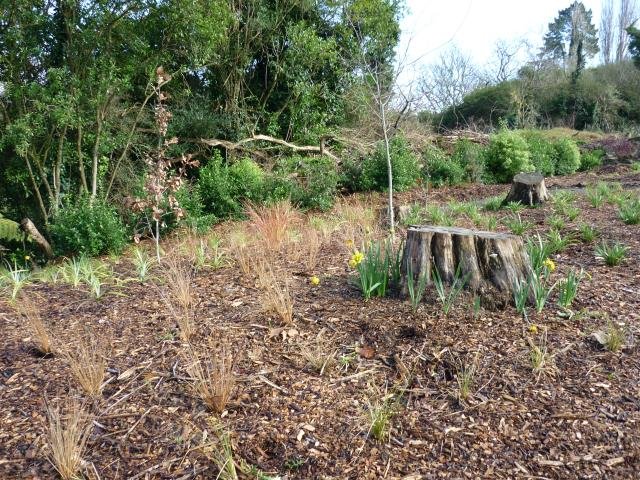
xmin=46 ymin=400 xmax=92 ymax=480
xmin=15 ymin=294 xmax=53 ymax=356
xmin=184 ymin=341 xmax=235 ymax=413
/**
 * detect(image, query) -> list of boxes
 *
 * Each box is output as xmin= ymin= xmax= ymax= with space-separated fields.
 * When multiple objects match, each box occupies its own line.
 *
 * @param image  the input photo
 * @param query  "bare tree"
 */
xmin=418 ymin=46 xmax=481 ymax=112
xmin=617 ymin=0 xmax=639 ymax=61
xmin=485 ymin=39 xmax=527 ymax=84
xmin=601 ymin=0 xmax=615 ymax=63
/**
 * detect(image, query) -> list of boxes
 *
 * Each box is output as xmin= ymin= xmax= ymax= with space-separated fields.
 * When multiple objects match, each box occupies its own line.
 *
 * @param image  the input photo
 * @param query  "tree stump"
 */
xmin=401 ymin=226 xmax=530 ymax=296
xmin=503 ymin=172 xmax=549 ymax=206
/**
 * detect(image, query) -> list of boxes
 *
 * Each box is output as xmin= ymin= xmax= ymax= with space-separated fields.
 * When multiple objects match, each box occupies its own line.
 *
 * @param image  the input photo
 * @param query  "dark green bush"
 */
xmin=485 ymin=129 xmax=534 ymax=183
xmin=198 ymin=153 xmax=265 ymax=218
xmin=267 ymin=155 xmax=339 ymax=210
xmin=579 ymin=148 xmax=604 ymax=171
xmin=49 ymin=198 xmax=128 ymax=256
xmin=554 ymin=138 xmax=581 ymax=175
xmin=359 ymin=136 xmax=420 ymax=192
xmin=423 ymin=145 xmax=465 ymax=187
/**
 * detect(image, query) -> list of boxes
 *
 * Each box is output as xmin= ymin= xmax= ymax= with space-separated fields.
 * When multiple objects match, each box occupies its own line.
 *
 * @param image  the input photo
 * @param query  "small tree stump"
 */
xmin=401 ymin=226 xmax=530 ymax=296
xmin=503 ymin=172 xmax=549 ymax=206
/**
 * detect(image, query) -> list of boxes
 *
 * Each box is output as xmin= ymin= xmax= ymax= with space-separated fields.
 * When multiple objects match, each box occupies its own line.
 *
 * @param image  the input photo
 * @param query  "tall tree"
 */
xmin=616 ymin=0 xmax=639 ymax=61
xmin=542 ymin=2 xmax=599 ymax=71
xmin=601 ymin=0 xmax=615 ymax=63
xmin=628 ymin=25 xmax=640 ymax=67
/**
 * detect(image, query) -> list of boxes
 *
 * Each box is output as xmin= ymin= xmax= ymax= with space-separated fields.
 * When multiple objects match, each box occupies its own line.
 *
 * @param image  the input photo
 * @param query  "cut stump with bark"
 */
xmin=401 ymin=226 xmax=530 ymax=296
xmin=503 ymin=172 xmax=549 ymax=206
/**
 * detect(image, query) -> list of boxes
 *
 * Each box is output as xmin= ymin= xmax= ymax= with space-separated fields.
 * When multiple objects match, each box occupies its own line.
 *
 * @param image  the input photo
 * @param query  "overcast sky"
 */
xmin=398 ymin=0 xmax=604 ymax=85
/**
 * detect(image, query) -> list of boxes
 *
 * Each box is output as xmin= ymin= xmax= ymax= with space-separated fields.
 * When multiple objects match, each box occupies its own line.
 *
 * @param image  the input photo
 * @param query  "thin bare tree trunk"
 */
xmin=376 ymin=74 xmax=395 ymax=236
xmin=91 ymin=111 xmax=103 ymax=199
xmin=24 ymin=156 xmax=49 ymax=224
xmin=77 ymin=125 xmax=88 ymax=194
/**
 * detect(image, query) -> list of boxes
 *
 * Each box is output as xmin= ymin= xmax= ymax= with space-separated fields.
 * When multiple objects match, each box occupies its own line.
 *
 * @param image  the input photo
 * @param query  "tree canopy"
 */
xmin=542 ymin=1 xmax=599 ymax=70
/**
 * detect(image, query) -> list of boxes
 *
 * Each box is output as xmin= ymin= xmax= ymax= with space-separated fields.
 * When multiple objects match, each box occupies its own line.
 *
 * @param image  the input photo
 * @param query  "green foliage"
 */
xmin=423 ymin=145 xmax=465 ymax=187
xmin=628 ymin=26 xmax=640 ymax=69
xmin=483 ymin=195 xmax=505 ymax=211
xmin=432 ymin=265 xmax=468 ymax=316
xmin=406 ymin=264 xmax=428 ymax=311
xmin=268 ymin=155 xmax=339 ymax=211
xmin=433 ymin=82 xmax=517 ymax=130
xmin=175 ymin=185 xmax=217 ymax=234
xmin=0 ymin=215 xmax=24 ymax=243
xmin=542 ymin=2 xmax=599 ymax=66
xmin=579 ymin=149 xmax=604 ymax=171
xmin=354 ymin=241 xmax=390 ymax=300
xmin=522 ymin=131 xmax=557 ymax=176
xmin=526 ymin=235 xmax=553 ymax=274
xmin=503 ymin=214 xmax=533 ymax=235
xmin=529 ymin=271 xmax=555 ymax=313
xmin=553 ymin=138 xmax=581 ymax=175
xmin=578 ymin=223 xmax=598 ymax=243
xmin=595 ymin=241 xmax=628 ymax=266
xmin=198 ymin=154 xmax=265 ymax=218
xmin=557 ymin=269 xmax=583 ymax=308
xmin=360 ymin=136 xmax=420 ymax=192
xmin=485 ymin=129 xmax=534 ymax=183
xmin=618 ymin=197 xmax=640 ymax=225
xmin=49 ymin=199 xmax=127 ymax=257
xmin=451 ymin=139 xmax=486 ymax=183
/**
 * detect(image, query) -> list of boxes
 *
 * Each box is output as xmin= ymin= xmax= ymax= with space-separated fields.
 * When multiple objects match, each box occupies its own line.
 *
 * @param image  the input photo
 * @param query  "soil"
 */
xmin=1 ymin=164 xmax=639 ymax=479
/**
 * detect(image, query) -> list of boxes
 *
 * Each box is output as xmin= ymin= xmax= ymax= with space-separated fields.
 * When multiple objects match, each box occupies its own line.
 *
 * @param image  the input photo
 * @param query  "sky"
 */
xmin=398 ymin=0 xmax=604 ymax=85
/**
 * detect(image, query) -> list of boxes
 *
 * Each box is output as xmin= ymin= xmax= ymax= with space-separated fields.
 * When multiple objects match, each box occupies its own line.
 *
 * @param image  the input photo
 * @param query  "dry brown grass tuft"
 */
xmin=246 ymin=200 xmax=297 ymax=251
xmin=46 ymin=400 xmax=92 ymax=480
xmin=15 ymin=294 xmax=52 ymax=355
xmin=287 ymin=226 xmax=323 ymax=272
xmin=255 ymin=260 xmax=294 ymax=325
xmin=184 ymin=341 xmax=235 ymax=414
xmin=333 ymin=197 xmax=378 ymax=247
xmin=63 ymin=333 xmax=107 ymax=397
xmin=299 ymin=331 xmax=337 ymax=376
xmin=162 ymin=256 xmax=195 ymax=341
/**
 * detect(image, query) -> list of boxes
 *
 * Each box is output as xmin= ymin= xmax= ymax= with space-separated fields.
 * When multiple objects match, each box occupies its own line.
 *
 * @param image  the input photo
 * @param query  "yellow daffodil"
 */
xmin=352 ymin=250 xmax=364 ymax=264
xmin=348 ymin=258 xmax=357 ymax=269
xmin=543 ymin=258 xmax=556 ymax=272
xmin=24 ymin=255 xmax=31 ymax=261
xmin=529 ymin=324 xmax=539 ymax=334
xmin=345 ymin=239 xmax=354 ymax=248
xmin=310 ymin=275 xmax=320 ymax=286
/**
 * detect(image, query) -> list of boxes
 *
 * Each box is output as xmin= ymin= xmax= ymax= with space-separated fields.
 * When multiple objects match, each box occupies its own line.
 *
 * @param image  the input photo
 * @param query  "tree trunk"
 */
xmin=401 ymin=226 xmax=530 ymax=296
xmin=503 ymin=172 xmax=549 ymax=206
xmin=20 ymin=218 xmax=54 ymax=258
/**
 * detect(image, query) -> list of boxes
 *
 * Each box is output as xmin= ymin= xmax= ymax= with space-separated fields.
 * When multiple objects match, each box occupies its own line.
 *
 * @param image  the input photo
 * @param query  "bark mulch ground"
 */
xmin=1 ymin=164 xmax=639 ymax=479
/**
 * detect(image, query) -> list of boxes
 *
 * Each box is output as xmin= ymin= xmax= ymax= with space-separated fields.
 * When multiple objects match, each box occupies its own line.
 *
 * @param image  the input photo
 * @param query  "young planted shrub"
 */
xmin=198 ymin=153 xmax=265 ymax=218
xmin=49 ymin=198 xmax=127 ymax=257
xmin=554 ymin=138 xmax=581 ymax=175
xmin=360 ymin=136 xmax=420 ymax=192
xmin=485 ymin=129 xmax=533 ymax=183
xmin=267 ymin=155 xmax=339 ymax=210
xmin=452 ymin=139 xmax=486 ymax=183
xmin=523 ymin=132 xmax=556 ymax=176
xmin=424 ymin=145 xmax=465 ymax=187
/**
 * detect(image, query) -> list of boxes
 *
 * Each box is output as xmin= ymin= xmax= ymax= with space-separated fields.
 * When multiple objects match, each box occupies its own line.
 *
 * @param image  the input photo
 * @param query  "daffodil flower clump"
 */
xmin=543 ymin=258 xmax=556 ymax=273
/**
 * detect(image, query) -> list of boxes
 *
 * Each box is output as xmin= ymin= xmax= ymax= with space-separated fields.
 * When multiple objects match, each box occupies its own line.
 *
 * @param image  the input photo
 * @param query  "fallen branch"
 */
xmin=197 ymin=134 xmax=340 ymax=162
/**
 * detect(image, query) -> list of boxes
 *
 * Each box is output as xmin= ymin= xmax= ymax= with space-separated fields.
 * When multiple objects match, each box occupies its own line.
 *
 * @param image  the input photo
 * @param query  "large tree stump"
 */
xmin=503 ymin=172 xmax=549 ymax=206
xmin=401 ymin=226 xmax=530 ymax=296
